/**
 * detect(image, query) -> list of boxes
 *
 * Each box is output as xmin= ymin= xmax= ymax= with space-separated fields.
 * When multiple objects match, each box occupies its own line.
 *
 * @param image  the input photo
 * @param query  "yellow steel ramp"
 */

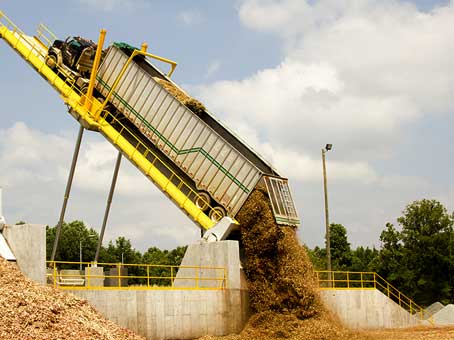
xmin=0 ymin=11 xmax=215 ymax=230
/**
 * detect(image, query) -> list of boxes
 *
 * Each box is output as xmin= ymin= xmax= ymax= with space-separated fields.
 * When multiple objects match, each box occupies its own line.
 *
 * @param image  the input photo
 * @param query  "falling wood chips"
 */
xmin=201 ymin=186 xmax=372 ymax=340
xmin=0 ymin=258 xmax=145 ymax=340
xmin=200 ymin=187 xmax=454 ymax=340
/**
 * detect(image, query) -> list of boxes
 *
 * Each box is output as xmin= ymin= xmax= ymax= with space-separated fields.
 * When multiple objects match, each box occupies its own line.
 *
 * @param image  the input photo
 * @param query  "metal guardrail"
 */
xmin=316 ymin=270 xmax=434 ymax=324
xmin=47 ymin=261 xmax=227 ymax=290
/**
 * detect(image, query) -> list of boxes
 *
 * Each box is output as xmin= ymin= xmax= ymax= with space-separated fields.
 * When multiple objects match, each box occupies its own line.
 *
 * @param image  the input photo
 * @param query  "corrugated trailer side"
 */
xmin=95 ymin=45 xmax=262 ymax=218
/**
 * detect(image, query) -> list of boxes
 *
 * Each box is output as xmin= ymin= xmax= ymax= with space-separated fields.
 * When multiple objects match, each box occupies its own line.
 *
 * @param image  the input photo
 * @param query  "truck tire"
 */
xmin=80 ymin=83 xmax=89 ymax=94
xmin=45 ymin=54 xmax=57 ymax=70
xmin=195 ymin=192 xmax=211 ymax=211
xmin=209 ymin=206 xmax=226 ymax=223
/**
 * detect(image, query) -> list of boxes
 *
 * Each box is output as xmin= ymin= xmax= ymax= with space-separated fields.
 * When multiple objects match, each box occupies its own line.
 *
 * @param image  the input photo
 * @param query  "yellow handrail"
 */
xmin=46 ymin=260 xmax=227 ymax=291
xmin=95 ymin=47 xmax=176 ymax=120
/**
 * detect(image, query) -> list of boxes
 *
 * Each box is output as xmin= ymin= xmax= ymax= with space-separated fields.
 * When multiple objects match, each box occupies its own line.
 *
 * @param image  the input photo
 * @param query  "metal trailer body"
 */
xmin=95 ymin=44 xmax=300 ymax=226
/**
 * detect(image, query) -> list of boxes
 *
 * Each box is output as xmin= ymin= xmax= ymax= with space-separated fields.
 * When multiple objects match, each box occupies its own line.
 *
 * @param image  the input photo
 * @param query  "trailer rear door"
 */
xmin=263 ymin=176 xmax=300 ymax=226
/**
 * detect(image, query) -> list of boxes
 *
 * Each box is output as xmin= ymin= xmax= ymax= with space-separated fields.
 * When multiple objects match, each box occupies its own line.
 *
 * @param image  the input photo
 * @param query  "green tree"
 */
xmin=98 ymin=237 xmax=143 ymax=285
xmin=330 ymin=223 xmax=352 ymax=270
xmin=142 ymin=247 xmax=171 ymax=286
xmin=350 ymin=246 xmax=379 ymax=272
xmin=46 ymin=220 xmax=99 ymax=264
xmin=99 ymin=237 xmax=142 ymax=264
xmin=376 ymin=223 xmax=404 ymax=285
xmin=377 ymin=199 xmax=454 ymax=305
xmin=167 ymin=246 xmax=187 ymax=266
xmin=306 ymin=223 xmax=354 ymax=271
xmin=306 ymin=246 xmax=326 ymax=271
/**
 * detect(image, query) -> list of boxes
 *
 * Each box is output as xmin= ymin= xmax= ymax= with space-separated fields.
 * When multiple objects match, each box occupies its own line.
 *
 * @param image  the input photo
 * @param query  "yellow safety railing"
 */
xmin=0 ymin=10 xmax=221 ymax=230
xmin=35 ymin=23 xmax=57 ymax=48
xmin=98 ymin=109 xmax=224 ymax=224
xmin=316 ymin=271 xmax=434 ymax=324
xmin=46 ymin=261 xmax=227 ymax=291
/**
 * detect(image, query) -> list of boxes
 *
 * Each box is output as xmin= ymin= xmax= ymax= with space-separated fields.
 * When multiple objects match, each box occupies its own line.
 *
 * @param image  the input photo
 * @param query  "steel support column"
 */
xmin=94 ymin=151 xmax=122 ymax=262
xmin=50 ymin=125 xmax=84 ymax=262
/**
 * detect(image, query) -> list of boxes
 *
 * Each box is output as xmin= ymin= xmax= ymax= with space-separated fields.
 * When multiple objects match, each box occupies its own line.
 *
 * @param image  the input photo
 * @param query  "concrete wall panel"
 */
xmin=3 ymin=224 xmax=46 ymax=285
xmin=320 ymin=289 xmax=422 ymax=329
xmin=71 ymin=289 xmax=248 ymax=340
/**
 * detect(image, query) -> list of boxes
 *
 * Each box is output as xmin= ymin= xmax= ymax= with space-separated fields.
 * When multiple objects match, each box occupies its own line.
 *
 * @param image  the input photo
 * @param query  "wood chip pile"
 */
xmin=154 ymin=77 xmax=206 ymax=116
xmin=202 ymin=187 xmax=373 ymax=340
xmin=0 ymin=257 xmax=145 ymax=340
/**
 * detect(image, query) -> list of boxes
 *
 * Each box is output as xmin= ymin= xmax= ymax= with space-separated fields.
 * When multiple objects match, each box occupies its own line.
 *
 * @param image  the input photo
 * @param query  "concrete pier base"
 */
xmin=73 ymin=289 xmax=249 ymax=339
xmin=175 ymin=240 xmax=247 ymax=290
xmin=71 ymin=240 xmax=250 ymax=340
xmin=2 ymin=223 xmax=46 ymax=285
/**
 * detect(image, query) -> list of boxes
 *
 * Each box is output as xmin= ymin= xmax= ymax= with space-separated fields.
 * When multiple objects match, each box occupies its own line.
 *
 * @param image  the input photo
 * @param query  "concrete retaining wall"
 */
xmin=71 ymin=240 xmax=250 ymax=339
xmin=2 ymin=223 xmax=46 ymax=285
xmin=320 ymin=289 xmax=422 ymax=329
xmin=72 ymin=289 xmax=248 ymax=339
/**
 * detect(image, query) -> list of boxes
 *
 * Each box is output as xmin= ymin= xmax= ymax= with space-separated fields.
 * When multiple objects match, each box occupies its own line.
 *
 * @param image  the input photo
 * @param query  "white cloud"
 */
xmin=0 ymin=122 xmax=200 ymax=250
xmin=0 ymin=122 xmax=72 ymax=186
xmin=177 ymin=9 xmax=203 ymax=26
xmin=195 ymin=0 xmax=454 ymax=184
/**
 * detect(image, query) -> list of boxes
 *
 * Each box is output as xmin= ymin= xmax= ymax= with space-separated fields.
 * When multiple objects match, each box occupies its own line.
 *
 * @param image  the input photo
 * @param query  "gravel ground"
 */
xmin=365 ymin=326 xmax=454 ymax=340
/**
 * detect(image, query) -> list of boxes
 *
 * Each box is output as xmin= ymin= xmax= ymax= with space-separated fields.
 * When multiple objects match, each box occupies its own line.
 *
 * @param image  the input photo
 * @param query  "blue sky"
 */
xmin=0 ymin=0 xmax=453 ymax=252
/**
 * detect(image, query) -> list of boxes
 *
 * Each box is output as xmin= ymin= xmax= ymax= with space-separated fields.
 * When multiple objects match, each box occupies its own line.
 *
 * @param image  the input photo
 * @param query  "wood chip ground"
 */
xmin=0 ymin=257 xmax=145 ymax=340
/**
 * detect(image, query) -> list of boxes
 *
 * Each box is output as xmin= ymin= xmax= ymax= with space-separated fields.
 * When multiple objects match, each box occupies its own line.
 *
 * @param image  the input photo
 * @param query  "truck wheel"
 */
xmin=45 ymin=54 xmax=57 ymax=70
xmin=209 ymin=206 xmax=226 ymax=223
xmin=80 ymin=83 xmax=89 ymax=95
xmin=195 ymin=192 xmax=211 ymax=211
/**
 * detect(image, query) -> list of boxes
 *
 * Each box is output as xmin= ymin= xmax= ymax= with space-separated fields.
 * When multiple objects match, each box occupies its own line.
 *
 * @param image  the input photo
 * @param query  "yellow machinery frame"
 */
xmin=0 ymin=11 xmax=217 ymax=230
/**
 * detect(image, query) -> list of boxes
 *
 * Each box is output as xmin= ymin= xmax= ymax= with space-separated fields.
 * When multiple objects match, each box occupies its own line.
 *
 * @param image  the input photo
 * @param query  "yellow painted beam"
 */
xmin=84 ymin=28 xmax=106 ymax=110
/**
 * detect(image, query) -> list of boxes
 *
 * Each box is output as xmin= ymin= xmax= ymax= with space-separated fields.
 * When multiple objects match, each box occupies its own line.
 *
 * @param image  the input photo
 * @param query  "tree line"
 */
xmin=41 ymin=198 xmax=454 ymax=305
xmin=308 ymin=199 xmax=454 ymax=306
xmin=46 ymin=221 xmax=186 ymax=285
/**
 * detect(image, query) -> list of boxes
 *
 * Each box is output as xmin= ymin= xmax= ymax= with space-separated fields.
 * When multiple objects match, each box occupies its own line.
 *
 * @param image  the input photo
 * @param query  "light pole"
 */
xmin=322 ymin=144 xmax=333 ymax=278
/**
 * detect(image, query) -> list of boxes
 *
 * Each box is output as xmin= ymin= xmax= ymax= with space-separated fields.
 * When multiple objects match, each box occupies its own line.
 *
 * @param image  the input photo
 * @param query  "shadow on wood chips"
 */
xmin=200 ymin=187 xmax=374 ymax=340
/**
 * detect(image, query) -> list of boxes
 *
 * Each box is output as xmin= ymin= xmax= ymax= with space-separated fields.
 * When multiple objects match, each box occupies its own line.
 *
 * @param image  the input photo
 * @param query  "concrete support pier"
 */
xmin=2 ymin=223 xmax=46 ymax=285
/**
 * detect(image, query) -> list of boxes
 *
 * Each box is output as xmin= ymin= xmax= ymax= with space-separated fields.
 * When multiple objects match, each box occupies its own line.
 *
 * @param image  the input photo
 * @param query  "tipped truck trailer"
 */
xmin=95 ymin=43 xmax=300 ymax=227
